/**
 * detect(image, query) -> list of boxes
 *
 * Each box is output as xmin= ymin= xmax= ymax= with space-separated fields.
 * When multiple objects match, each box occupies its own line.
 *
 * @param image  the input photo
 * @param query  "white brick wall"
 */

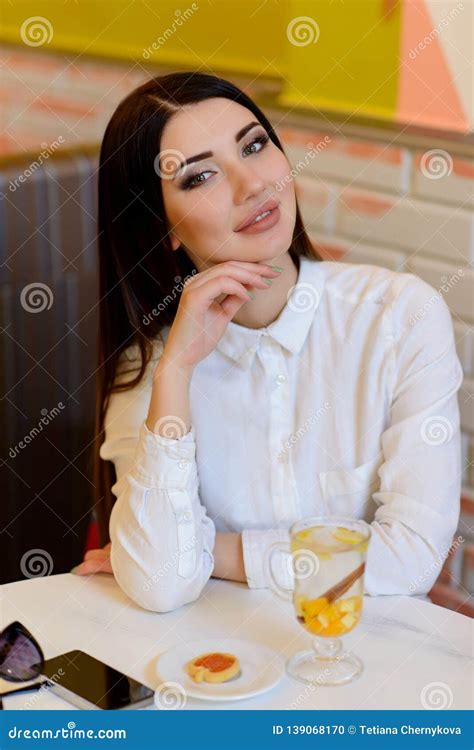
xmin=413 ymin=152 xmax=474 ymax=209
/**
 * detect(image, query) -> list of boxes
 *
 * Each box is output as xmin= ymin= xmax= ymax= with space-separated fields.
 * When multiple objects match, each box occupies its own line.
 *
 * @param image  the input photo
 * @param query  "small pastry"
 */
xmin=186 ymin=652 xmax=240 ymax=684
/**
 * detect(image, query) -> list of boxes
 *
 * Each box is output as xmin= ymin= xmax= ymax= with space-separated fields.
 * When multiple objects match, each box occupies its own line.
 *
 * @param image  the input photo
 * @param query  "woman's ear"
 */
xmin=169 ymin=234 xmax=181 ymax=252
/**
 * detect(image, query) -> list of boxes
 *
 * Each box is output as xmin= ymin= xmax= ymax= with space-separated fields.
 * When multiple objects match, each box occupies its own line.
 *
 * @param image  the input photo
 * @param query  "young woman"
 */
xmin=73 ymin=72 xmax=463 ymax=613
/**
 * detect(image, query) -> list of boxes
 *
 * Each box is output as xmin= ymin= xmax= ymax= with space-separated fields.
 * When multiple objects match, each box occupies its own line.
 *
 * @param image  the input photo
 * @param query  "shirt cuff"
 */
xmin=132 ymin=420 xmax=197 ymax=489
xmin=242 ymin=528 xmax=294 ymax=590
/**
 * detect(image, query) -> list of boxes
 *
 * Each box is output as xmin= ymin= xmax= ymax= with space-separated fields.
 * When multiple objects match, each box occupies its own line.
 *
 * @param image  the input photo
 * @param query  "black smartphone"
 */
xmin=40 ymin=650 xmax=155 ymax=710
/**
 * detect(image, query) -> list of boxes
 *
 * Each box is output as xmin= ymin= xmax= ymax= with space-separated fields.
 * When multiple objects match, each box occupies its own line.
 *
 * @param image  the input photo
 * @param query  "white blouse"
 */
xmin=100 ymin=256 xmax=463 ymax=612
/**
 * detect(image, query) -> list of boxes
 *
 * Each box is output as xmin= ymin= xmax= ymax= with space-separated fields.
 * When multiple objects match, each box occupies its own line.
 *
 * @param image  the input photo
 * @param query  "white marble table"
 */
xmin=1 ymin=573 xmax=472 ymax=710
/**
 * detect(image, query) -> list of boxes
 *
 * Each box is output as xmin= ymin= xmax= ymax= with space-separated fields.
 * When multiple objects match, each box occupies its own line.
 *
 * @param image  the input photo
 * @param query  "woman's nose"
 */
xmin=230 ymin=162 xmax=266 ymax=204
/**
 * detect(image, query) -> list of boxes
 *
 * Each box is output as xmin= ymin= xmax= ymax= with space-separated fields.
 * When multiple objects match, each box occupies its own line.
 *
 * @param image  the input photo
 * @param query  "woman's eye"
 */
xmin=243 ymin=134 xmax=269 ymax=156
xmin=181 ymin=133 xmax=269 ymax=190
xmin=182 ymin=170 xmax=214 ymax=189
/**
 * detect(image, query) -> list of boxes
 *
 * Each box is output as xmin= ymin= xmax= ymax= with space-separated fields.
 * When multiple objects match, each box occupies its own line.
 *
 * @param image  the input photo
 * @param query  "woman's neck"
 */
xmin=230 ymin=252 xmax=299 ymax=330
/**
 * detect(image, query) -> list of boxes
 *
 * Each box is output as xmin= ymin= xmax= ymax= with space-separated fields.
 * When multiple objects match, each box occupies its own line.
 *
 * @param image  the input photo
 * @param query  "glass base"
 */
xmin=286 ymin=648 xmax=363 ymax=686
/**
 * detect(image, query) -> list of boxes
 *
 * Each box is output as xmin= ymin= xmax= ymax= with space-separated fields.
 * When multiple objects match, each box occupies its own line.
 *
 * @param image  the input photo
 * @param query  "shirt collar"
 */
xmin=215 ymin=256 xmax=324 ymax=369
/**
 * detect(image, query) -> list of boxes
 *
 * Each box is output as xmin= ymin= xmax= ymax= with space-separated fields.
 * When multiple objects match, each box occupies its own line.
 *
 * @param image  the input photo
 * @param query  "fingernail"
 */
xmin=271 ymin=265 xmax=283 ymax=272
xmin=247 ymin=291 xmax=256 ymax=300
xmin=70 ymin=566 xmax=78 ymax=574
xmin=263 ymin=279 xmax=273 ymax=286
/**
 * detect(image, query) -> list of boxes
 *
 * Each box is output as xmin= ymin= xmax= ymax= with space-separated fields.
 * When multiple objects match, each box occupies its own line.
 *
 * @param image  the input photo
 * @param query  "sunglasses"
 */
xmin=0 ymin=621 xmax=46 ymax=706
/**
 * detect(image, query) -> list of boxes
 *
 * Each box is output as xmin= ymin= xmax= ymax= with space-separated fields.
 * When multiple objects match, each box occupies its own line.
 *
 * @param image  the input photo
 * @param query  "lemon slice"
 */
xmin=295 ymin=528 xmax=313 ymax=542
xmin=332 ymin=527 xmax=366 ymax=545
xmin=315 ymin=551 xmax=332 ymax=560
xmin=294 ymin=526 xmax=322 ymax=542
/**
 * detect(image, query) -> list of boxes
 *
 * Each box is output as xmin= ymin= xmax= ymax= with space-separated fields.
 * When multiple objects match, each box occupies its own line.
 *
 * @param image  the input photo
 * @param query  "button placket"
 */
xmin=167 ymin=445 xmax=194 ymax=489
xmin=167 ymin=488 xmax=197 ymax=577
xmin=259 ymin=337 xmax=301 ymax=524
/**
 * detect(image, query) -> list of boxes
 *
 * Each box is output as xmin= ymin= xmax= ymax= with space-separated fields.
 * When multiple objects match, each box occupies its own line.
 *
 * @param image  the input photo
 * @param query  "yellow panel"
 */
xmin=280 ymin=0 xmax=401 ymax=120
xmin=1 ymin=0 xmax=286 ymax=76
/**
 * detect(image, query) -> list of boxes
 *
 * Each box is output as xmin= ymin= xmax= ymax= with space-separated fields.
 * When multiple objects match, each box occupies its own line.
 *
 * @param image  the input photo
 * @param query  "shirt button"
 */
xmin=179 ymin=510 xmax=192 ymax=522
xmin=178 ymin=460 xmax=190 ymax=470
xmin=276 ymin=374 xmax=286 ymax=384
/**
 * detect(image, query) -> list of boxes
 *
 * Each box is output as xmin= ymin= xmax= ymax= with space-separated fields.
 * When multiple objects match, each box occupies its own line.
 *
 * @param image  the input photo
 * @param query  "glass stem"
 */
xmin=311 ymin=636 xmax=342 ymax=659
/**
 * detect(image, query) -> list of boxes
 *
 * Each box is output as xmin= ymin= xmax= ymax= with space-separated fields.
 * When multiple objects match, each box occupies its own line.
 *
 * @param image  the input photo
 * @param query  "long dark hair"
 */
xmin=93 ymin=71 xmax=321 ymax=544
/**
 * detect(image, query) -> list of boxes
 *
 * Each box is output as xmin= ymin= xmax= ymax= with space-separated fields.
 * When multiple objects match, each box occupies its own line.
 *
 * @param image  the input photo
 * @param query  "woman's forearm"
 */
xmin=146 ymin=353 xmax=194 ymax=435
xmin=212 ymin=532 xmax=246 ymax=583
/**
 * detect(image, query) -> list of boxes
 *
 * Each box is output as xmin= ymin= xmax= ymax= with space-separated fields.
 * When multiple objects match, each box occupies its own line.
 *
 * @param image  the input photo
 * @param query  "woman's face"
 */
xmin=159 ymin=97 xmax=296 ymax=270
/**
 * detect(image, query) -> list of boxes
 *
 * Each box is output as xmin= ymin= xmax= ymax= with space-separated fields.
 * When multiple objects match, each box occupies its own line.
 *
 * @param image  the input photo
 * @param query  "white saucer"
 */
xmin=155 ymin=637 xmax=285 ymax=702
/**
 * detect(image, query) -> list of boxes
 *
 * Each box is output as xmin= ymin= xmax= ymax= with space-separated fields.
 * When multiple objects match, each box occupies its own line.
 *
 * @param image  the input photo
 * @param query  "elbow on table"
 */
xmin=110 ymin=550 xmax=205 ymax=613
xmin=127 ymin=583 xmax=202 ymax=613
xmin=365 ymin=525 xmax=459 ymax=598
xmin=409 ymin=517 xmax=462 ymax=597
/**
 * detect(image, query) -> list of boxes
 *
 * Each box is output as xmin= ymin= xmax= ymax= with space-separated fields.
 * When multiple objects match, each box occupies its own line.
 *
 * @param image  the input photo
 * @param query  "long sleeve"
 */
xmin=100 ymin=348 xmax=216 ymax=613
xmin=241 ymin=274 xmax=464 ymax=597
xmin=364 ymin=274 xmax=463 ymax=596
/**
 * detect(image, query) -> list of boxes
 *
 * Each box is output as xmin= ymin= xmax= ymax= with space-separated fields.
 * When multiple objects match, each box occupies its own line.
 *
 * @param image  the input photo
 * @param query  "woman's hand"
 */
xmin=162 ymin=261 xmax=281 ymax=369
xmin=71 ymin=543 xmax=112 ymax=575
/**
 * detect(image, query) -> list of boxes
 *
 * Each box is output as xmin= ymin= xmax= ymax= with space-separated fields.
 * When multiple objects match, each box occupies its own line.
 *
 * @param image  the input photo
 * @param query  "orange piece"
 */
xmin=322 ymin=620 xmax=347 ymax=636
xmin=301 ymin=597 xmax=329 ymax=620
xmin=294 ymin=593 xmax=306 ymax=617
xmin=325 ymin=603 xmax=341 ymax=623
xmin=337 ymin=595 xmax=362 ymax=614
xmin=304 ymin=618 xmax=323 ymax=635
xmin=298 ymin=594 xmax=363 ymax=638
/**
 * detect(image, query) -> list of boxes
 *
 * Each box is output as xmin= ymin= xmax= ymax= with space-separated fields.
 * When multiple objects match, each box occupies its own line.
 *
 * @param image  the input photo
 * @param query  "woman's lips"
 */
xmin=235 ymin=206 xmax=281 ymax=235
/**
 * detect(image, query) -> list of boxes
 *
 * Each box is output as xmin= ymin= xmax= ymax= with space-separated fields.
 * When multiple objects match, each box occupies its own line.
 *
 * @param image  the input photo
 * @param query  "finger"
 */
xmin=190 ymin=270 xmax=270 ymax=301
xmin=220 ymin=293 xmax=248 ymax=318
xmin=73 ymin=558 xmax=113 ymax=575
xmin=83 ymin=548 xmax=110 ymax=561
xmin=185 ymin=263 xmax=280 ymax=292
xmin=197 ymin=276 xmax=253 ymax=305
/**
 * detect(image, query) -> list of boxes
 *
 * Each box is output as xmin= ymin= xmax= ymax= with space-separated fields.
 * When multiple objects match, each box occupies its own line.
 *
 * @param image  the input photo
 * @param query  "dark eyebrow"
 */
xmin=172 ymin=121 xmax=263 ymax=178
